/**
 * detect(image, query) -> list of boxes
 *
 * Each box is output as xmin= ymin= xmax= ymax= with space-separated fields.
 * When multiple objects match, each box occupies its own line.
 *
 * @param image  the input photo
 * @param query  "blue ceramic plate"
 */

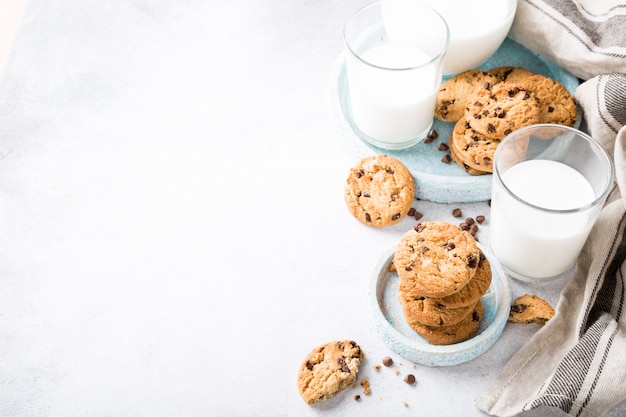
xmin=332 ymin=37 xmax=580 ymax=203
xmin=370 ymin=245 xmax=511 ymax=367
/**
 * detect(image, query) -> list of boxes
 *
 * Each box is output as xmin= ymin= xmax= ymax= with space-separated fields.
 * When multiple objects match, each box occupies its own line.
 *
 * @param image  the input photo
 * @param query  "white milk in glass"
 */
xmin=346 ymin=44 xmax=437 ymax=143
xmin=383 ymin=0 xmax=515 ymax=75
xmin=490 ymin=160 xmax=596 ymax=279
xmin=0 ymin=0 xmax=29 ymax=81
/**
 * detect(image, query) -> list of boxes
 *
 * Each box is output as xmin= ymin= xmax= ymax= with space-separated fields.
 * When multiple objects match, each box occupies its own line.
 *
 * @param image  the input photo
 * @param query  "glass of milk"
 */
xmin=0 ymin=0 xmax=29 ymax=82
xmin=343 ymin=2 xmax=449 ymax=149
xmin=489 ymin=124 xmax=614 ymax=283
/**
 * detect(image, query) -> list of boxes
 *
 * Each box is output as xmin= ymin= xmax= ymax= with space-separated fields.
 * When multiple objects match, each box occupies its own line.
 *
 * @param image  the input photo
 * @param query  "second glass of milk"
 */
xmin=343 ymin=2 xmax=449 ymax=150
xmin=489 ymin=124 xmax=614 ymax=283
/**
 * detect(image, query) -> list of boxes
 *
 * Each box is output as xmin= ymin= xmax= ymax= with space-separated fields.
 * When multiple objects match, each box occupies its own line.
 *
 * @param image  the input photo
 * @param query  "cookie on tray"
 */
xmin=435 ymin=69 xmax=499 ymax=122
xmin=449 ymin=140 xmax=490 ymax=176
xmin=516 ymin=74 xmax=577 ymax=126
xmin=395 ymin=221 xmax=481 ymax=298
xmin=488 ymin=66 xmax=536 ymax=84
xmin=297 ymin=340 xmax=364 ymax=405
xmin=508 ymin=294 xmax=555 ymax=325
xmin=410 ymin=300 xmax=484 ymax=345
xmin=344 ymin=154 xmax=415 ymax=228
xmin=449 ymin=119 xmax=501 ymax=174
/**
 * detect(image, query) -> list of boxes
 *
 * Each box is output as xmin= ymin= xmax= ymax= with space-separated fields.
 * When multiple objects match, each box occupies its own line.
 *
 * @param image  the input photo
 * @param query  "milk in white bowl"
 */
xmin=382 ymin=0 xmax=517 ymax=76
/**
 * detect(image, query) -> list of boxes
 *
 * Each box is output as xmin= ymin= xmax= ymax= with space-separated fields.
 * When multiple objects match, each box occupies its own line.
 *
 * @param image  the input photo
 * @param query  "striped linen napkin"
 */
xmin=474 ymin=1 xmax=626 ymax=416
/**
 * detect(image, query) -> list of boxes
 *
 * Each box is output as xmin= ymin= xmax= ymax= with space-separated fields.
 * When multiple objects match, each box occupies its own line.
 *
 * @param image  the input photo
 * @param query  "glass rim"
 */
xmin=342 ymin=1 xmax=450 ymax=72
xmin=493 ymin=123 xmax=615 ymax=214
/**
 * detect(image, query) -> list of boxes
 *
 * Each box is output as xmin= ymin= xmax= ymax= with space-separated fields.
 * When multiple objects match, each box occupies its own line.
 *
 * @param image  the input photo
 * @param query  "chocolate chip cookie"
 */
xmin=449 ymin=118 xmax=501 ymax=174
xmin=297 ymin=340 xmax=364 ymax=405
xmin=508 ymin=294 xmax=555 ymax=325
xmin=465 ymin=82 xmax=540 ymax=139
xmin=344 ymin=154 xmax=415 ymax=228
xmin=516 ymin=74 xmax=577 ymax=126
xmin=394 ymin=221 xmax=480 ymax=298
xmin=435 ymin=69 xmax=499 ymax=122
xmin=409 ymin=300 xmax=484 ymax=345
xmin=400 ymin=296 xmax=477 ymax=327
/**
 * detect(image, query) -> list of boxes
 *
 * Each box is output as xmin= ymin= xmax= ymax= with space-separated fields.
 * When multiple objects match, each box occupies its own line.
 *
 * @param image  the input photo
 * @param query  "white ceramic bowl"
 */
xmin=382 ymin=0 xmax=518 ymax=76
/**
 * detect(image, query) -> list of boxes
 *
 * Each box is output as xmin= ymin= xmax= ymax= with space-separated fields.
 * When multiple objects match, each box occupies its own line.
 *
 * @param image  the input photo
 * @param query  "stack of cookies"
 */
xmin=394 ymin=221 xmax=492 ymax=345
xmin=435 ymin=66 xmax=577 ymax=175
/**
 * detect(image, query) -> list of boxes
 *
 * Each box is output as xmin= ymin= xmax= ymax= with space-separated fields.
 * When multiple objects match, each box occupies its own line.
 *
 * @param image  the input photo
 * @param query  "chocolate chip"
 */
xmin=356 ymin=169 xmax=364 ymax=178
xmin=459 ymin=222 xmax=469 ymax=231
xmin=408 ymin=207 xmax=416 ymax=216
xmin=421 ymin=246 xmax=430 ymax=254
xmin=476 ymin=215 xmax=486 ymax=224
xmin=511 ymin=304 xmax=527 ymax=314
xmin=382 ymin=356 xmax=393 ymax=367
xmin=548 ymin=105 xmax=555 ymax=113
xmin=468 ymin=254 xmax=477 ymax=268
xmin=361 ymin=191 xmax=370 ymax=198
xmin=386 ymin=167 xmax=394 ymax=174
xmin=404 ymin=374 xmax=416 ymax=384
xmin=504 ymin=129 xmax=512 ymax=136
xmin=415 ymin=223 xmax=426 ymax=232
xmin=405 ymin=262 xmax=415 ymax=272
xmin=473 ymin=311 xmax=480 ymax=321
xmin=438 ymin=143 xmax=449 ymax=151
xmin=391 ymin=194 xmax=397 ymax=202
xmin=365 ymin=213 xmax=371 ymax=223
xmin=444 ymin=241 xmax=455 ymax=250
xmin=354 ymin=395 xmax=361 ymax=401
xmin=465 ymin=217 xmax=475 ymax=226
xmin=523 ymin=91 xmax=531 ymax=99
xmin=469 ymin=224 xmax=479 ymax=235
xmin=452 ymin=208 xmax=462 ymax=217
xmin=414 ymin=211 xmax=423 ymax=221
xmin=424 ymin=129 xmax=438 ymax=143
xmin=306 ymin=360 xmax=313 ymax=371
xmin=487 ymin=123 xmax=495 ymax=133
xmin=392 ymin=213 xmax=401 ymax=221
xmin=483 ymin=82 xmax=491 ymax=89
xmin=441 ymin=154 xmax=451 ymax=163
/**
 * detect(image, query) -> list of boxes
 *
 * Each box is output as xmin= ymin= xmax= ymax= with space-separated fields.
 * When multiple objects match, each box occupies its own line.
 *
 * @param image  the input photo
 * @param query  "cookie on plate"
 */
xmin=435 ymin=69 xmax=499 ymax=122
xmin=516 ymin=74 xmax=577 ymax=126
xmin=449 ymin=119 xmax=501 ymax=174
xmin=508 ymin=294 xmax=555 ymax=325
xmin=297 ymin=340 xmax=364 ymax=405
xmin=465 ymin=82 xmax=540 ymax=139
xmin=344 ymin=154 xmax=415 ymax=228
xmin=432 ymin=252 xmax=492 ymax=309
xmin=400 ymin=296 xmax=477 ymax=327
xmin=449 ymin=140 xmax=490 ymax=176
xmin=395 ymin=221 xmax=481 ymax=298
xmin=409 ymin=300 xmax=484 ymax=345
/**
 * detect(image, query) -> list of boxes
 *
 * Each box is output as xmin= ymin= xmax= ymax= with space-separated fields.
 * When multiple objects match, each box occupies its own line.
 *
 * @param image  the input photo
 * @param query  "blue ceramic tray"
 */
xmin=332 ymin=37 xmax=580 ymax=203
xmin=370 ymin=245 xmax=511 ymax=366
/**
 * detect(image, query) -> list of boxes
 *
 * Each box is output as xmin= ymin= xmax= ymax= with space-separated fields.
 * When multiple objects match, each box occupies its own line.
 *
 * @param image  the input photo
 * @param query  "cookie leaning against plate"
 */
xmin=465 ymin=82 xmax=540 ymax=140
xmin=435 ymin=69 xmax=499 ymax=122
xmin=410 ymin=300 xmax=484 ymax=345
xmin=344 ymin=154 xmax=415 ymax=228
xmin=395 ymin=221 xmax=481 ymax=298
xmin=297 ymin=340 xmax=364 ymax=405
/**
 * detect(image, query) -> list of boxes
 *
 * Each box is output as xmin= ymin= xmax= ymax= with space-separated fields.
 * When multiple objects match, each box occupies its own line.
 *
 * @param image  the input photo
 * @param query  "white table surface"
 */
xmin=0 ymin=1 xmax=624 ymax=416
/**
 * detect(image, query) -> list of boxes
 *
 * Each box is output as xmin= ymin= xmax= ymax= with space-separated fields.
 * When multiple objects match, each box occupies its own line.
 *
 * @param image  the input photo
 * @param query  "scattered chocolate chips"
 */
xmin=354 ymin=395 xmax=361 ymax=401
xmin=438 ymin=143 xmax=449 ymax=151
xmin=404 ymin=374 xmax=416 ymax=384
xmin=452 ymin=208 xmax=462 ymax=218
xmin=424 ymin=129 xmax=438 ymax=143
xmin=465 ymin=217 xmax=475 ymax=226
xmin=413 ymin=211 xmax=423 ymax=221
xmin=382 ymin=356 xmax=393 ymax=367
xmin=441 ymin=154 xmax=452 ymax=163
xmin=408 ymin=207 xmax=416 ymax=217
xmin=459 ymin=222 xmax=470 ymax=231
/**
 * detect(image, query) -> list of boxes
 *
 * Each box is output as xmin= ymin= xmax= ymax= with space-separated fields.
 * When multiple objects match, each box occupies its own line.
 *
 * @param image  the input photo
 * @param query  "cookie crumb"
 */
xmin=360 ymin=378 xmax=371 ymax=396
xmin=373 ymin=364 xmax=381 ymax=371
xmin=509 ymin=294 xmax=554 ymax=324
xmin=394 ymin=369 xmax=400 ymax=376
xmin=402 ymin=401 xmax=409 ymax=407
xmin=354 ymin=395 xmax=361 ymax=401
xmin=388 ymin=261 xmax=397 ymax=273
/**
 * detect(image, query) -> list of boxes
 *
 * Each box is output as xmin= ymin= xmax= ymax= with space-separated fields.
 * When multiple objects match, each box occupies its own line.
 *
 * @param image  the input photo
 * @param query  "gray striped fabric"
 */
xmin=475 ymin=1 xmax=626 ymax=416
